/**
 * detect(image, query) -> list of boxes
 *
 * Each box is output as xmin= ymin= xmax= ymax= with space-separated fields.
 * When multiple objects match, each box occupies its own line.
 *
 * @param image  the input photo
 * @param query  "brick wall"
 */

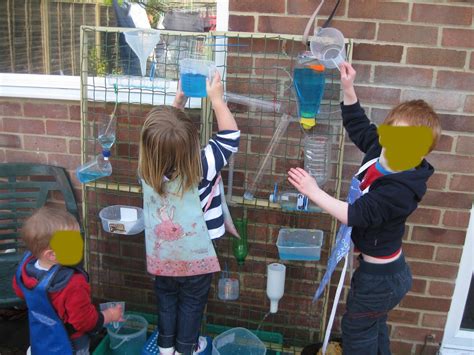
xmin=229 ymin=0 xmax=473 ymax=353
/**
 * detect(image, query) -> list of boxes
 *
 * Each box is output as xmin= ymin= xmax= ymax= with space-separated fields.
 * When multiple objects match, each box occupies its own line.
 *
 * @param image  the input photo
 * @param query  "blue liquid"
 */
xmin=76 ymin=170 xmax=110 ymax=183
xmin=279 ymin=253 xmax=320 ymax=261
xmin=98 ymin=133 xmax=116 ymax=150
xmin=181 ymin=73 xmax=207 ymax=97
xmin=293 ymin=68 xmax=325 ymax=118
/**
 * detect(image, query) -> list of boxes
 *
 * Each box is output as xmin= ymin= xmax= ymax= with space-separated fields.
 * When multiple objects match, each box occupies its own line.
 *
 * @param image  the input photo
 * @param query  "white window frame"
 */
xmin=0 ymin=0 xmax=229 ymax=104
xmin=441 ymin=203 xmax=474 ymax=353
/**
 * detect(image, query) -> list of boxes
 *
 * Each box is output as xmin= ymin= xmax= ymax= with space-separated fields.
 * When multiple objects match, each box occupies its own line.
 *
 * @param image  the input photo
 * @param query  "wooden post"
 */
xmin=40 ymin=0 xmax=51 ymax=74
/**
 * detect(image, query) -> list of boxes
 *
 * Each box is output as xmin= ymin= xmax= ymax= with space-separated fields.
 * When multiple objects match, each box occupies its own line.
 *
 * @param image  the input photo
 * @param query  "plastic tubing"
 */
xmin=225 ymin=92 xmax=281 ymax=113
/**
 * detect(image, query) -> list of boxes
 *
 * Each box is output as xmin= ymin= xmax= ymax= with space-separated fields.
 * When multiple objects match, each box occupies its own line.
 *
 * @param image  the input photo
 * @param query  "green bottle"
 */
xmin=233 ymin=218 xmax=248 ymax=265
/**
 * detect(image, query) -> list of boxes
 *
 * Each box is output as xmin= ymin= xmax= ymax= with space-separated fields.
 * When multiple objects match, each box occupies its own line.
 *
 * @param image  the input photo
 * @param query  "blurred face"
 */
xmin=378 ymin=121 xmax=433 ymax=171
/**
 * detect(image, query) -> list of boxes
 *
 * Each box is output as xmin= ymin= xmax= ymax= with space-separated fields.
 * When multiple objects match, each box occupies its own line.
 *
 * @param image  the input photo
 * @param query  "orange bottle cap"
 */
xmin=309 ymin=64 xmax=325 ymax=72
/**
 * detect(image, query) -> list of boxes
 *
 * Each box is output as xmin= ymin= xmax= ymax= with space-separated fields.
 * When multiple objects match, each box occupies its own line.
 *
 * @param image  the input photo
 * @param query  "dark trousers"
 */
xmin=154 ymin=273 xmax=213 ymax=355
xmin=342 ymin=254 xmax=412 ymax=355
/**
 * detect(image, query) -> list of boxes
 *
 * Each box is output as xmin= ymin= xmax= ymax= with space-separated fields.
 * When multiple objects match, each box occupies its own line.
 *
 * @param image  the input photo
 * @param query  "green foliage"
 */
xmin=89 ymin=47 xmax=108 ymax=76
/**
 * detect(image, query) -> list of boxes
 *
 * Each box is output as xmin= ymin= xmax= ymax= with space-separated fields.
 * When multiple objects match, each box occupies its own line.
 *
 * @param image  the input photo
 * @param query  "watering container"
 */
xmin=179 ymin=58 xmax=216 ymax=97
xmin=212 ymin=327 xmax=266 ymax=355
xmin=108 ymin=314 xmax=148 ymax=355
xmin=76 ymin=150 xmax=112 ymax=184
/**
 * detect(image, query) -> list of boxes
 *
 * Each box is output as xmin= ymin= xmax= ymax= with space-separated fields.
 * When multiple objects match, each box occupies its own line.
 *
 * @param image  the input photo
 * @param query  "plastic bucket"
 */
xmin=99 ymin=205 xmax=144 ymax=235
xmin=108 ymin=314 xmax=148 ymax=355
xmin=179 ymin=58 xmax=216 ymax=97
xmin=212 ymin=327 xmax=266 ymax=355
xmin=310 ymin=27 xmax=346 ymax=69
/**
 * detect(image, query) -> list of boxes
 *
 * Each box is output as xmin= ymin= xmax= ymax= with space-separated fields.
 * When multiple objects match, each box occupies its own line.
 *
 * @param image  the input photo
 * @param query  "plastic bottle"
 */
xmin=76 ymin=150 xmax=112 ymax=184
xmin=269 ymin=191 xmax=321 ymax=213
xmin=304 ymin=134 xmax=330 ymax=186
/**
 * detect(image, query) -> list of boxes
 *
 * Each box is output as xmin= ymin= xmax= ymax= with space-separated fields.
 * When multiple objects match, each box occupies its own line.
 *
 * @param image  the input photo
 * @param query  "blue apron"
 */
xmin=16 ymin=252 xmax=74 ymax=355
xmin=143 ymin=179 xmax=221 ymax=277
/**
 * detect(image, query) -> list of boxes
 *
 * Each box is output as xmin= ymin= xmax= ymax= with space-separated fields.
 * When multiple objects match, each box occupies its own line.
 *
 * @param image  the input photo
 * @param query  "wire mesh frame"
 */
xmin=79 ymin=26 xmax=353 ymax=352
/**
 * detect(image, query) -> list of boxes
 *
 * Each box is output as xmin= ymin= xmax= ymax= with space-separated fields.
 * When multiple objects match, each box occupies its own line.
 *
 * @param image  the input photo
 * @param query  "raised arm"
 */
xmin=206 ymin=72 xmax=238 ymax=131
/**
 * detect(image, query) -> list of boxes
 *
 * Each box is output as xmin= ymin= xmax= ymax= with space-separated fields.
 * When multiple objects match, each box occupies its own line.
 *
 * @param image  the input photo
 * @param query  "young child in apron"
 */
xmin=139 ymin=72 xmax=240 ymax=355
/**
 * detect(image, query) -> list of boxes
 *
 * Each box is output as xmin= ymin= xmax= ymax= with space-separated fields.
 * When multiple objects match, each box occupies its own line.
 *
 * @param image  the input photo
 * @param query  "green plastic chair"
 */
xmin=0 ymin=163 xmax=80 ymax=307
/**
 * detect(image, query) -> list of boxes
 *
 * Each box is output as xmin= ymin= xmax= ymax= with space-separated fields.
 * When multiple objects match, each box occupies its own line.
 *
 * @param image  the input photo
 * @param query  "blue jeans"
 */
xmin=342 ymin=254 xmax=412 ymax=355
xmin=155 ymin=273 xmax=213 ymax=354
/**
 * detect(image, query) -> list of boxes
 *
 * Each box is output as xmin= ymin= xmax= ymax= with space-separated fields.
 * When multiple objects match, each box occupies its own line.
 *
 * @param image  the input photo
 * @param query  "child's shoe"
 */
xmin=192 ymin=336 xmax=208 ymax=354
xmin=159 ymin=346 xmax=175 ymax=355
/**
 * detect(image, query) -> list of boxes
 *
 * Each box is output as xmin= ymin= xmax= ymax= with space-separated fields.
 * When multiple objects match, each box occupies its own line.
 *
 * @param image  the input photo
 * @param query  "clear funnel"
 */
xmin=124 ymin=29 xmax=161 ymax=77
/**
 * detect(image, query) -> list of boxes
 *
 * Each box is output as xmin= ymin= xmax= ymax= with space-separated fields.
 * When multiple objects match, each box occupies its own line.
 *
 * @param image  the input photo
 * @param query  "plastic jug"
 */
xmin=293 ymin=61 xmax=325 ymax=130
xmin=269 ymin=191 xmax=321 ymax=213
xmin=107 ymin=314 xmax=148 ymax=355
xmin=212 ymin=328 xmax=266 ymax=355
xmin=76 ymin=150 xmax=112 ymax=184
xmin=179 ymin=58 xmax=216 ymax=97
xmin=310 ymin=27 xmax=346 ymax=70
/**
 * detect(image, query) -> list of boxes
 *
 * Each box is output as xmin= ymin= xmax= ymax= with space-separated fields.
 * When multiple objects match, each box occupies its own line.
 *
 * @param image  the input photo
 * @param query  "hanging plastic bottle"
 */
xmin=293 ymin=59 xmax=326 ymax=130
xmin=269 ymin=191 xmax=321 ymax=213
xmin=232 ymin=218 xmax=248 ymax=265
xmin=304 ymin=135 xmax=330 ymax=186
xmin=76 ymin=150 xmax=112 ymax=184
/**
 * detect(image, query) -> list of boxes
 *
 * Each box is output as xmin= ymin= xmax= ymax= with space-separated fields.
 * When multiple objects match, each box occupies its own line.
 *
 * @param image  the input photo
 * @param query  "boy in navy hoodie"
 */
xmin=13 ymin=207 xmax=123 ymax=355
xmin=288 ymin=62 xmax=441 ymax=354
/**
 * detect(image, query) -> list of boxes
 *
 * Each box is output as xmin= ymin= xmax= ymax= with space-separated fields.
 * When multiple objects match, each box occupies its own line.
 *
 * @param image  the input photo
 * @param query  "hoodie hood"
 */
xmin=20 ymin=256 xmax=75 ymax=292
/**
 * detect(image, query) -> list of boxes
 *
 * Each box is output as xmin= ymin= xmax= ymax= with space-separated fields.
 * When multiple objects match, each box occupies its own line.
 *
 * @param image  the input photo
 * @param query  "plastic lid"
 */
xmin=308 ymin=64 xmax=325 ymax=72
xmin=102 ymin=150 xmax=111 ymax=158
xmin=269 ymin=194 xmax=275 ymax=203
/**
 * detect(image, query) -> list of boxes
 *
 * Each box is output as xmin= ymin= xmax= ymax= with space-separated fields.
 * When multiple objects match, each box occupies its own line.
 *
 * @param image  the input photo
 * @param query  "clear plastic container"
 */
xmin=99 ymin=205 xmax=145 ymax=235
xmin=310 ymin=27 xmax=346 ymax=70
xmin=107 ymin=314 xmax=148 ymax=355
xmin=212 ymin=327 xmax=266 ymax=355
xmin=304 ymin=135 xmax=330 ymax=186
xmin=269 ymin=191 xmax=321 ymax=213
xmin=100 ymin=301 xmax=125 ymax=329
xmin=277 ymin=228 xmax=324 ymax=261
xmin=218 ymin=278 xmax=239 ymax=301
xmin=76 ymin=150 xmax=112 ymax=184
xmin=179 ymin=58 xmax=216 ymax=97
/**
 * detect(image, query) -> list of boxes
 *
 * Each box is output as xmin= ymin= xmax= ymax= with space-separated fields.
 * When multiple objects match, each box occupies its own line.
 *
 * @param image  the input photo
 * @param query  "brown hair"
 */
xmin=383 ymin=100 xmax=442 ymax=153
xmin=139 ymin=105 xmax=202 ymax=195
xmin=21 ymin=207 xmax=79 ymax=258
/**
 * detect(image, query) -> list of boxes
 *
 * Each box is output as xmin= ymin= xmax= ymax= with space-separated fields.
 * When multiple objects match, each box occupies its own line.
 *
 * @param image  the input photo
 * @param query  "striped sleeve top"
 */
xmin=198 ymin=130 xmax=240 ymax=239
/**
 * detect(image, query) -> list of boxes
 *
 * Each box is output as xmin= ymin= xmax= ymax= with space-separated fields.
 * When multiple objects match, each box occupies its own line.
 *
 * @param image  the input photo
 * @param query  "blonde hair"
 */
xmin=21 ymin=207 xmax=79 ymax=258
xmin=383 ymin=100 xmax=442 ymax=153
xmin=139 ymin=106 xmax=202 ymax=195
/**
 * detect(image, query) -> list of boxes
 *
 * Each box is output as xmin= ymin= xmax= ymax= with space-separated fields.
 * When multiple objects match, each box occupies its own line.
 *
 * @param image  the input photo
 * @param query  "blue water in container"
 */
xmin=181 ymin=73 xmax=207 ymax=97
xmin=76 ymin=170 xmax=106 ymax=184
xmin=293 ymin=67 xmax=325 ymax=119
xmin=98 ymin=133 xmax=116 ymax=150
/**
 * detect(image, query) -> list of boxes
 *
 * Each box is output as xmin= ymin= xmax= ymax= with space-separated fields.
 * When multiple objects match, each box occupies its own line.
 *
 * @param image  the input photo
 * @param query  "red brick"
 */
xmin=48 ymin=154 xmax=81 ymax=171
xmin=403 ymin=242 xmax=435 ymax=260
xmin=353 ymin=43 xmax=403 ymax=63
xmin=0 ymin=102 xmax=22 ymax=116
xmin=450 ymin=174 xmax=474 ymax=191
xmin=24 ymin=102 xmax=69 ymax=119
xmin=423 ymin=191 xmax=473 ymax=210
xmin=230 ymin=0 xmax=284 ymax=13
xmin=407 ymin=207 xmax=441 ymax=225
xmin=422 ymin=314 xmax=447 ymax=329
xmin=442 ymin=28 xmax=474 ymax=48
xmin=393 ymin=325 xmax=444 ymax=343
xmin=429 ymin=153 xmax=473 ymax=174
xmin=354 ymin=86 xmax=401 ymax=105
xmin=3 ymin=118 xmax=45 ymax=134
xmin=436 ymin=246 xmax=462 ymax=263
xmin=410 ymin=261 xmax=459 ymax=279
xmin=0 ymin=150 xmax=5 ymax=163
xmin=258 ymin=16 xmax=308 ymax=35
xmin=439 ymin=113 xmax=474 ymax=133
xmin=412 ymin=226 xmax=465 ymax=245
xmin=0 ymin=134 xmax=21 ymax=148
xmin=406 ymin=47 xmax=466 ymax=68
xmin=427 ymin=173 xmax=447 ymax=190
xmin=414 ymin=344 xmax=440 ymax=355
xmin=5 ymin=150 xmax=47 ymax=164
xmin=389 ymin=341 xmax=414 ymax=355
xmin=288 ymin=0 xmax=346 ymax=16
xmin=374 ymin=66 xmax=433 ymax=88
xmin=315 ymin=19 xmax=376 ymax=40
xmin=443 ymin=210 xmax=470 ymax=228
xmin=378 ymin=24 xmax=438 ymax=45
xmin=471 ymin=52 xmax=474 ymax=70
xmin=351 ymin=63 xmax=371 ymax=83
xmin=69 ymin=105 xmax=81 ymax=121
xmin=401 ymin=295 xmax=451 ymax=313
xmin=465 ymin=96 xmax=474 ymax=113
xmin=371 ymin=108 xmax=391 ymax=125
xmin=23 ymin=136 xmax=67 ymax=153
xmin=46 ymin=120 xmax=80 ymax=137
xmin=437 ymin=71 xmax=474 ymax=91
xmin=411 ymin=278 xmax=427 ymax=294
xmin=402 ymin=90 xmax=462 ymax=111
xmin=388 ymin=309 xmax=419 ymax=325
xmin=434 ymin=134 xmax=453 ymax=152
xmin=456 ymin=135 xmax=474 ymax=154
xmin=428 ymin=281 xmax=455 ymax=297
xmin=348 ymin=0 xmax=408 ymax=20
xmin=229 ymin=15 xmax=255 ymax=32
xmin=412 ymin=4 xmax=472 ymax=25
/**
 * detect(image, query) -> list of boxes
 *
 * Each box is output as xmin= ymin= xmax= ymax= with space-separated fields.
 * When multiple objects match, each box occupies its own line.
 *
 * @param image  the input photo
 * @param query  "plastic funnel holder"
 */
xmin=179 ymin=58 xmax=216 ymax=97
xmin=124 ymin=29 xmax=161 ymax=77
xmin=212 ymin=327 xmax=266 ymax=355
xmin=310 ymin=27 xmax=346 ymax=70
xmin=99 ymin=205 xmax=144 ymax=235
xmin=266 ymin=263 xmax=286 ymax=313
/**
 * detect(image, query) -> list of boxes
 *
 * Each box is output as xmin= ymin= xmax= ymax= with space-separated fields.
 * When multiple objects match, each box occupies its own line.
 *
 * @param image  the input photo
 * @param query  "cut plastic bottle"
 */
xmin=76 ymin=150 xmax=112 ymax=184
xmin=304 ymin=135 xmax=330 ymax=186
xmin=269 ymin=191 xmax=321 ymax=213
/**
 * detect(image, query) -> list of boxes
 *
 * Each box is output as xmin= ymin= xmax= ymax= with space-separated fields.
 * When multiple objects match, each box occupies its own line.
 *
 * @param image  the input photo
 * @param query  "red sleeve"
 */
xmin=12 ymin=275 xmax=24 ymax=299
xmin=61 ymin=274 xmax=102 ymax=334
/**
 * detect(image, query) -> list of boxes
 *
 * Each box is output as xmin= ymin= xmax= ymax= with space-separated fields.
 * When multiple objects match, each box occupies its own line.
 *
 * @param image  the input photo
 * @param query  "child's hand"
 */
xmin=340 ymin=62 xmax=356 ymax=91
xmin=172 ymin=80 xmax=188 ymax=109
xmin=288 ymin=168 xmax=320 ymax=197
xmin=206 ymin=71 xmax=225 ymax=106
xmin=102 ymin=304 xmax=125 ymax=324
